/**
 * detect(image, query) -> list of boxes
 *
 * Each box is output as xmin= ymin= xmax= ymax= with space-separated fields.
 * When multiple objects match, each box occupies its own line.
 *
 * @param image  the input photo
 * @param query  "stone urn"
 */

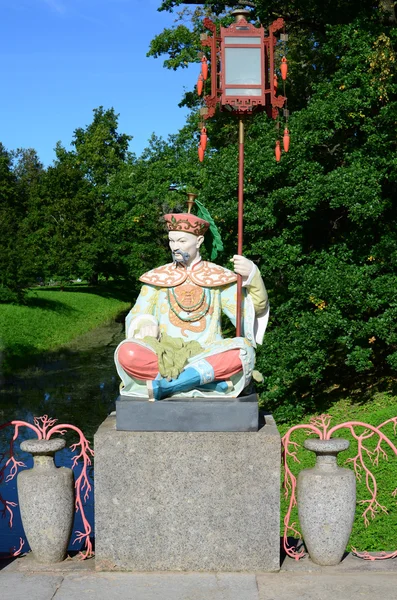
xmin=297 ymin=438 xmax=356 ymax=566
xmin=17 ymin=438 xmax=74 ymax=563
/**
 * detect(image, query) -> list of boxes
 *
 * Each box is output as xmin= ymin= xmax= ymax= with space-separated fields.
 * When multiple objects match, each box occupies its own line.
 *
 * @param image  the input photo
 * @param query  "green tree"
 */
xmin=34 ymin=158 xmax=96 ymax=283
xmin=11 ymin=148 xmax=47 ymax=287
xmin=0 ymin=145 xmax=44 ymax=301
xmin=54 ymin=107 xmax=133 ymax=283
xmin=0 ymin=144 xmax=21 ymax=302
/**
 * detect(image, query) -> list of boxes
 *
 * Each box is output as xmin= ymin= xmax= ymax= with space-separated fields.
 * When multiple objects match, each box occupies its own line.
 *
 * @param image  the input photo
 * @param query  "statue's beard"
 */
xmin=172 ymin=250 xmax=190 ymax=265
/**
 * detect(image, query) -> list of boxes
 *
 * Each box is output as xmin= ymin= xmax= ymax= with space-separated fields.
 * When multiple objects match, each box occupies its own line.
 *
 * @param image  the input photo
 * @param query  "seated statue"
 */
xmin=114 ymin=207 xmax=269 ymax=400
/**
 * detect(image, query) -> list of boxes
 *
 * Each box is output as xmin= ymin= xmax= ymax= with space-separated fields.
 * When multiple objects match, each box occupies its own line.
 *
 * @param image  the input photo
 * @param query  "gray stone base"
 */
xmin=94 ymin=414 xmax=281 ymax=572
xmin=116 ymin=392 xmax=258 ymax=432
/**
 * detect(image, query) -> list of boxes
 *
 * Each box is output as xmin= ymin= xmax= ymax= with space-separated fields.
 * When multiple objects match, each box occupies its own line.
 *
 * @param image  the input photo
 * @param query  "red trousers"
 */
xmin=117 ymin=342 xmax=242 ymax=381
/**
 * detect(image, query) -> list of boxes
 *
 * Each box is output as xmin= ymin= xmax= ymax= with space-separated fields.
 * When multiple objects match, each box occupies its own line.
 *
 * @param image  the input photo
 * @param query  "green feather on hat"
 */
xmin=195 ymin=199 xmax=224 ymax=261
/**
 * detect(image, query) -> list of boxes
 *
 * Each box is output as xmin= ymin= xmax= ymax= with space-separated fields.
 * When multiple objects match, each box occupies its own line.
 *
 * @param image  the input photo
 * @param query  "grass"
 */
xmin=0 ymin=283 xmax=132 ymax=373
xmin=279 ymin=392 xmax=397 ymax=553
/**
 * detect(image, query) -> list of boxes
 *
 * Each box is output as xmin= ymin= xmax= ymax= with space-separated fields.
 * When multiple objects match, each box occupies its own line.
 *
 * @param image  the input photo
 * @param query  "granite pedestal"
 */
xmin=116 ymin=392 xmax=259 ymax=432
xmin=94 ymin=414 xmax=281 ymax=572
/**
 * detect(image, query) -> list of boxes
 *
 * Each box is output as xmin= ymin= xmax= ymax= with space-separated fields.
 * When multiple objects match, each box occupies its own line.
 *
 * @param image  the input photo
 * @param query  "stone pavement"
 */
xmin=2 ymin=553 xmax=397 ymax=600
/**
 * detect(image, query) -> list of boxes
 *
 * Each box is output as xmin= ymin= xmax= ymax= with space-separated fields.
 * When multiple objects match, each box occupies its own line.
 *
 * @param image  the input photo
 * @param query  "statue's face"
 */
xmin=168 ymin=231 xmax=204 ymax=266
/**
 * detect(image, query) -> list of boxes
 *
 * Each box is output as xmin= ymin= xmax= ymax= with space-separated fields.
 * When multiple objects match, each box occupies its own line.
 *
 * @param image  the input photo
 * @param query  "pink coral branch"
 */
xmin=282 ymin=423 xmax=323 ymax=559
xmin=355 ymin=438 xmax=387 ymax=525
xmin=282 ymin=414 xmax=397 ymax=562
xmin=0 ymin=421 xmax=38 ymax=531
xmin=0 ymin=415 xmax=94 ymax=560
xmin=378 ymin=417 xmax=397 ymax=434
xmin=33 ymin=415 xmax=58 ymax=438
xmin=11 ymin=421 xmax=42 ymax=440
xmin=327 ymin=421 xmax=397 ymax=455
xmin=11 ymin=537 xmax=25 ymax=557
xmin=309 ymin=414 xmax=332 ymax=438
xmin=47 ymin=423 xmax=94 ymax=559
xmin=0 ymin=537 xmax=26 ymax=560
xmin=352 ymin=547 xmax=397 ymax=560
xmin=327 ymin=423 xmax=390 ymax=525
xmin=5 ymin=456 xmax=26 ymax=483
xmin=345 ymin=455 xmax=362 ymax=481
xmin=1 ymin=500 xmax=17 ymax=528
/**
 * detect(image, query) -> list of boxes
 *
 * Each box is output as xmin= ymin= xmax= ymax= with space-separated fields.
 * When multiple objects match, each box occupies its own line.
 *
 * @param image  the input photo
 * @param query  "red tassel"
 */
xmin=283 ymin=128 xmax=290 ymax=152
xmin=273 ymin=74 xmax=278 ymax=94
xmin=200 ymin=127 xmax=207 ymax=152
xmin=275 ymin=140 xmax=281 ymax=162
xmin=281 ymin=57 xmax=288 ymax=81
xmin=197 ymin=74 xmax=203 ymax=96
xmin=198 ymin=145 xmax=204 ymax=162
xmin=201 ymin=56 xmax=208 ymax=81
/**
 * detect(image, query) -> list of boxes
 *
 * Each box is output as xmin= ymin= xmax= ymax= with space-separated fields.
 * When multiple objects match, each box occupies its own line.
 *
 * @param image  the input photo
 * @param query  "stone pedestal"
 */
xmin=94 ymin=414 xmax=281 ymax=572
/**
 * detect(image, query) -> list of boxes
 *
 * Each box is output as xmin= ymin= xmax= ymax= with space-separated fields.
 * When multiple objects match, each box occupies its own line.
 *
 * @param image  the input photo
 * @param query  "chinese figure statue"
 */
xmin=115 ymin=203 xmax=269 ymax=400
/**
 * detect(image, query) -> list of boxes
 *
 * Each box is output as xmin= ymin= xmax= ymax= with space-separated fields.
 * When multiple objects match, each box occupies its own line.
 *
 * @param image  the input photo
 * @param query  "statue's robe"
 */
xmin=114 ymin=257 xmax=269 ymax=398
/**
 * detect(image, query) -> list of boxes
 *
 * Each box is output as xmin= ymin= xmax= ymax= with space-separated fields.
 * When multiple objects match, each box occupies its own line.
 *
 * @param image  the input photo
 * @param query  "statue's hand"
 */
xmin=135 ymin=324 xmax=159 ymax=340
xmin=230 ymin=255 xmax=254 ymax=278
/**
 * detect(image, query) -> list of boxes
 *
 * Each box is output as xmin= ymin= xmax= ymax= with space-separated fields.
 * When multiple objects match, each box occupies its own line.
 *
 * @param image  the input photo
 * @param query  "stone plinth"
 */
xmin=94 ymin=414 xmax=281 ymax=572
xmin=116 ymin=392 xmax=258 ymax=432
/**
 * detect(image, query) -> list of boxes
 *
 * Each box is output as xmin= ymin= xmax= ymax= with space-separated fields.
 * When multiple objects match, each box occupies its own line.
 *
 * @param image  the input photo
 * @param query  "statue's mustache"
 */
xmin=172 ymin=250 xmax=190 ymax=264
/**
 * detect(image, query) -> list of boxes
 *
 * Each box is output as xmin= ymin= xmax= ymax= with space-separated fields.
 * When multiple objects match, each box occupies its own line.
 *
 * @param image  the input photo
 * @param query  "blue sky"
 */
xmin=0 ymin=0 xmax=198 ymax=166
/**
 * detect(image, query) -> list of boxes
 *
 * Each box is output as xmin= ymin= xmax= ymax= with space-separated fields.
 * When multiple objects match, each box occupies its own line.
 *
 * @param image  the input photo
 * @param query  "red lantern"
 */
xmin=198 ymin=145 xmax=204 ymax=162
xmin=200 ymin=127 xmax=207 ymax=151
xmin=275 ymin=140 xmax=281 ymax=162
xmin=283 ymin=128 xmax=290 ymax=152
xmin=201 ymin=56 xmax=208 ymax=80
xmin=197 ymin=74 xmax=203 ymax=96
xmin=281 ymin=57 xmax=288 ymax=81
xmin=273 ymin=74 xmax=278 ymax=94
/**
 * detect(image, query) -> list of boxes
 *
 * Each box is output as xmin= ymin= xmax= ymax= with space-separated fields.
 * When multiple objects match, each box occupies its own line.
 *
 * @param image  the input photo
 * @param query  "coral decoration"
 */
xmin=281 ymin=56 xmax=288 ymax=80
xmin=282 ymin=414 xmax=397 ymax=561
xmin=201 ymin=56 xmax=208 ymax=80
xmin=200 ymin=127 xmax=207 ymax=151
xmin=0 ymin=415 xmax=94 ymax=560
xmin=283 ymin=128 xmax=290 ymax=152
xmin=197 ymin=74 xmax=203 ymax=96
xmin=273 ymin=74 xmax=278 ymax=93
xmin=198 ymin=144 xmax=204 ymax=162
xmin=275 ymin=140 xmax=281 ymax=162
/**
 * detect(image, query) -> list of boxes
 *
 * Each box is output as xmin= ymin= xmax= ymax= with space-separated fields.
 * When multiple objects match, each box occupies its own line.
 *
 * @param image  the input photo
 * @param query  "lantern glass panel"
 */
xmin=226 ymin=36 xmax=261 ymax=45
xmin=225 ymin=47 xmax=261 ymax=85
xmin=225 ymin=88 xmax=262 ymax=96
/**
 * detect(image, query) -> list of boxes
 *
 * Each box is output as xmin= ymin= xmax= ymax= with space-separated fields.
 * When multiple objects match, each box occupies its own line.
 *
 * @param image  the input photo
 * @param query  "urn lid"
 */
xmin=20 ymin=438 xmax=66 ymax=455
xmin=304 ymin=438 xmax=349 ymax=454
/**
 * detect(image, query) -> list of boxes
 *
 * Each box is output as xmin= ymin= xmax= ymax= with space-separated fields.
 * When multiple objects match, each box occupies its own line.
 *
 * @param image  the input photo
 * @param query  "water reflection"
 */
xmin=0 ymin=317 xmax=125 ymax=556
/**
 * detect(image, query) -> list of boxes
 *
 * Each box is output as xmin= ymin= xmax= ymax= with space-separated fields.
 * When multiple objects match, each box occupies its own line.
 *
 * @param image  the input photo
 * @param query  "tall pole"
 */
xmin=236 ymin=118 xmax=244 ymax=337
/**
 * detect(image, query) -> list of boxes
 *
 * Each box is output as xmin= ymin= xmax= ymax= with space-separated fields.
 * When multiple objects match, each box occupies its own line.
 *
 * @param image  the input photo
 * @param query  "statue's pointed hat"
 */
xmin=164 ymin=193 xmax=223 ymax=260
xmin=164 ymin=213 xmax=209 ymax=236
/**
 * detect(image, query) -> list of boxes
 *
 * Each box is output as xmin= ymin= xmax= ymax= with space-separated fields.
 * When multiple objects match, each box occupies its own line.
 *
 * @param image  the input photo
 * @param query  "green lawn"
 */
xmin=279 ymin=393 xmax=397 ymax=554
xmin=0 ymin=283 xmax=132 ymax=373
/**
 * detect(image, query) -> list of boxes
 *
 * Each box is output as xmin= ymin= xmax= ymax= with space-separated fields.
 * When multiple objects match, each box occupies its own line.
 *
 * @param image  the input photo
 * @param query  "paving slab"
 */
xmin=257 ymin=572 xmax=397 ymax=600
xmin=54 ymin=572 xmax=259 ymax=600
xmin=2 ymin=552 xmax=95 ymax=573
xmin=281 ymin=552 xmax=397 ymax=572
xmin=0 ymin=572 xmax=64 ymax=600
xmin=3 ymin=554 xmax=397 ymax=600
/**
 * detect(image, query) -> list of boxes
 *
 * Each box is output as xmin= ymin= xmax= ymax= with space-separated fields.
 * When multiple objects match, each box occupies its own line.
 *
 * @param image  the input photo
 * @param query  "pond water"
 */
xmin=0 ymin=315 xmax=126 ymax=556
